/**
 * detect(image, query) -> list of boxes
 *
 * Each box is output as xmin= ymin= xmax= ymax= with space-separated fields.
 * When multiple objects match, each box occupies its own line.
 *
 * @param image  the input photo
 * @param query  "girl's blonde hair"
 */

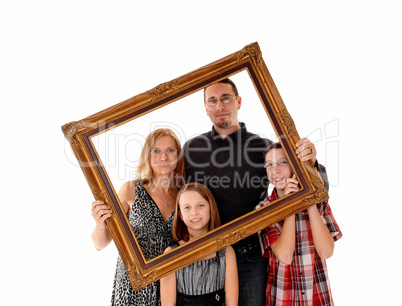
xmin=172 ymin=183 xmax=221 ymax=242
xmin=136 ymin=128 xmax=185 ymax=188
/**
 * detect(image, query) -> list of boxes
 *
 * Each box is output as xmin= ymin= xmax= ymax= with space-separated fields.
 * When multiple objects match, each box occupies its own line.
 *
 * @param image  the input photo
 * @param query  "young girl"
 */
xmin=256 ymin=143 xmax=342 ymax=306
xmin=160 ymin=183 xmax=238 ymax=306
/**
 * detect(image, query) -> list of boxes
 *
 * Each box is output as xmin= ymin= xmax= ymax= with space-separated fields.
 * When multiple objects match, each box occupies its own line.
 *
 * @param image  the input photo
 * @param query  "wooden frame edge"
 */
xmin=62 ymin=42 xmax=328 ymax=290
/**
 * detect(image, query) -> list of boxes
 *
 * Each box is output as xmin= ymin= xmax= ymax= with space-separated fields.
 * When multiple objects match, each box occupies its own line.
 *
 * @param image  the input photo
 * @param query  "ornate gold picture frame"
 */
xmin=62 ymin=42 xmax=328 ymax=290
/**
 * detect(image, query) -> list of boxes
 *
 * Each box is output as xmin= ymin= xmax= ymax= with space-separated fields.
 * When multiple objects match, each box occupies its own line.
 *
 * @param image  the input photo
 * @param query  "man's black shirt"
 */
xmin=183 ymin=123 xmax=272 ymax=248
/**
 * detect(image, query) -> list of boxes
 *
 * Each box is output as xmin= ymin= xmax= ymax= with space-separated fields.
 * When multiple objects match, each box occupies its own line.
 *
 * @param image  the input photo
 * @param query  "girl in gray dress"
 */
xmin=160 ymin=183 xmax=238 ymax=306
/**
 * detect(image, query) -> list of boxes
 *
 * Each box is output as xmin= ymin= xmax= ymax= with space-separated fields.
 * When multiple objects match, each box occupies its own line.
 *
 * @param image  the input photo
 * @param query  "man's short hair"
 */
xmin=203 ymin=78 xmax=239 ymax=102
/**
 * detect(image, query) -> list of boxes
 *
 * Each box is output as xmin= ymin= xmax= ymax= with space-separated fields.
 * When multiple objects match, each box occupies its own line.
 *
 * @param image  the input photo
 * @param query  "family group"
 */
xmin=90 ymin=78 xmax=342 ymax=306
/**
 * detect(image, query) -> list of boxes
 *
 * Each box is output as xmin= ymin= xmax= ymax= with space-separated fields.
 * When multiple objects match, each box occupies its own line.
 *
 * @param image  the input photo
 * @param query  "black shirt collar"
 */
xmin=210 ymin=122 xmax=247 ymax=140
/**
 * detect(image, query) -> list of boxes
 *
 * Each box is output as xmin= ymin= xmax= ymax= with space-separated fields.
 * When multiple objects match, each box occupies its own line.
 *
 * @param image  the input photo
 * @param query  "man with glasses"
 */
xmin=183 ymin=78 xmax=327 ymax=305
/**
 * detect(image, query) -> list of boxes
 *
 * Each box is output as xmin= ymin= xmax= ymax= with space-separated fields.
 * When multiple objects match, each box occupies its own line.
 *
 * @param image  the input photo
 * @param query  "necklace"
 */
xmin=160 ymin=189 xmax=170 ymax=207
xmin=161 ymin=192 xmax=170 ymax=207
xmin=152 ymin=185 xmax=171 ymax=207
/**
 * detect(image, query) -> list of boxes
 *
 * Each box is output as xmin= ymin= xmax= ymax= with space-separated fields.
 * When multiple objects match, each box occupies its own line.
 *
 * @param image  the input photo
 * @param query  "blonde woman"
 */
xmin=91 ymin=128 xmax=185 ymax=305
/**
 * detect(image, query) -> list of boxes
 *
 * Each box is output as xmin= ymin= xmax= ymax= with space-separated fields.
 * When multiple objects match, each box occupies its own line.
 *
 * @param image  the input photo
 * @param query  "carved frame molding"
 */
xmin=62 ymin=42 xmax=328 ymax=290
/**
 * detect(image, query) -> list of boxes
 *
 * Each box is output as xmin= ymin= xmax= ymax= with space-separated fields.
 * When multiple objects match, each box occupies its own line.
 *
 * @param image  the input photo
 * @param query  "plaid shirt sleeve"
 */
xmin=260 ymin=221 xmax=284 ymax=257
xmin=317 ymin=201 xmax=343 ymax=242
xmin=256 ymin=195 xmax=284 ymax=258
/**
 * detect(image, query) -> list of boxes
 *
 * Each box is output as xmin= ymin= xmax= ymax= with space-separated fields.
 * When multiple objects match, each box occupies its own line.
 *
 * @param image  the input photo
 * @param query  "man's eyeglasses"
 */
xmin=205 ymin=95 xmax=237 ymax=107
xmin=150 ymin=148 xmax=178 ymax=157
xmin=264 ymin=160 xmax=289 ymax=169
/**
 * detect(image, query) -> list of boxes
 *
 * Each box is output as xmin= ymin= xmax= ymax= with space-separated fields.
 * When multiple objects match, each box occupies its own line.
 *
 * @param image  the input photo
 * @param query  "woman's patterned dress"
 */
xmin=111 ymin=181 xmax=174 ymax=305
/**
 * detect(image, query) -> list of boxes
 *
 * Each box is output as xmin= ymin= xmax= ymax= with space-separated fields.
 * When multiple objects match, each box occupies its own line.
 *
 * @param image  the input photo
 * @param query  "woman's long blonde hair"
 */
xmin=136 ymin=128 xmax=185 ymax=189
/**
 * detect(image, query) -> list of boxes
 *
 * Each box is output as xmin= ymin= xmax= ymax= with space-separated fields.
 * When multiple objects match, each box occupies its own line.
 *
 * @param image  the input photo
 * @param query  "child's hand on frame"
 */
xmin=284 ymin=174 xmax=299 ymax=196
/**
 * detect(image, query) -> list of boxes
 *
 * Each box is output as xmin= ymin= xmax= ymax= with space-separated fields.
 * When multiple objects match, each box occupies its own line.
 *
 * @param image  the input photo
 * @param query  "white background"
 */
xmin=1 ymin=1 xmax=401 ymax=305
